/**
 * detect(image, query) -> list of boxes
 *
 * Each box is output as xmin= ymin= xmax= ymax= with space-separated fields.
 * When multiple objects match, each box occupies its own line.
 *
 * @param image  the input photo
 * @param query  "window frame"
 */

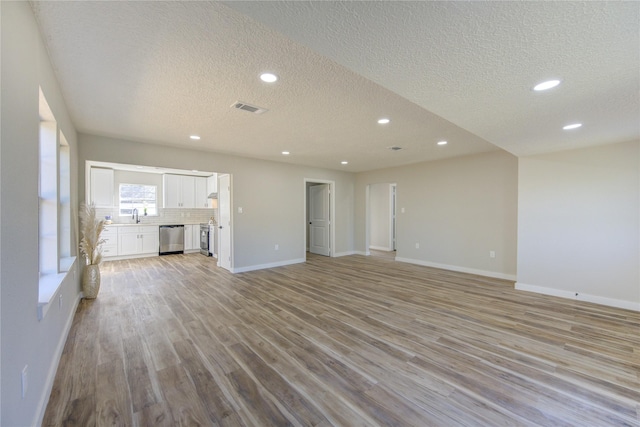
xmin=118 ymin=183 xmax=158 ymax=217
xmin=38 ymin=88 xmax=76 ymax=320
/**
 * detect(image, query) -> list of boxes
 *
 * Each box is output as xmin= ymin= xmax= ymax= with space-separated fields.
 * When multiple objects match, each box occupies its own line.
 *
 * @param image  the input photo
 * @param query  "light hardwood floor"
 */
xmin=44 ymin=253 xmax=640 ymax=426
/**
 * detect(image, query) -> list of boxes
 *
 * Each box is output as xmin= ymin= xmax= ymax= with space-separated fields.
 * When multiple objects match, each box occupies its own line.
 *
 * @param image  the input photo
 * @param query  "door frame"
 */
xmin=391 ymin=184 xmax=397 ymax=251
xmin=365 ymin=182 xmax=397 ymax=255
xmin=304 ymin=178 xmax=335 ymax=258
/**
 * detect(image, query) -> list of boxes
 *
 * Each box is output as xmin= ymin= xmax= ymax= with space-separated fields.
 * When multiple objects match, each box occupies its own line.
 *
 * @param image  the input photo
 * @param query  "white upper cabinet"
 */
xmin=207 ymin=174 xmax=217 ymax=194
xmin=195 ymin=177 xmax=209 ymax=208
xmin=90 ymin=167 xmax=114 ymax=207
xmin=164 ymin=174 xmax=197 ymax=208
xmin=181 ymin=175 xmax=196 ymax=208
xmin=163 ymin=174 xmax=181 ymax=208
xmin=164 ymin=174 xmax=212 ymax=209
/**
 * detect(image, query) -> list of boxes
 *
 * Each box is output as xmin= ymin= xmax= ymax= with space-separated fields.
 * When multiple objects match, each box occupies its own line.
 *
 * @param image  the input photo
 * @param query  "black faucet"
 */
xmin=132 ymin=208 xmax=140 ymax=223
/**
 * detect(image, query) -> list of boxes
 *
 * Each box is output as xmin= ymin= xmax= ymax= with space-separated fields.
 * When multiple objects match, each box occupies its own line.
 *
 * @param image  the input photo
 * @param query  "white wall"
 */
xmin=516 ymin=141 xmax=640 ymax=310
xmin=78 ymin=134 xmax=356 ymax=270
xmin=1 ymin=2 xmax=80 ymax=426
xmin=356 ymin=150 xmax=518 ymax=279
xmin=369 ymin=183 xmax=392 ymax=251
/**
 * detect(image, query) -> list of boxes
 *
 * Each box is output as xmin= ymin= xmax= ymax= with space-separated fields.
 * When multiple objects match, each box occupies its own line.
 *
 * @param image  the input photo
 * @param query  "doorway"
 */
xmin=304 ymin=179 xmax=335 ymax=258
xmin=367 ymin=183 xmax=397 ymax=259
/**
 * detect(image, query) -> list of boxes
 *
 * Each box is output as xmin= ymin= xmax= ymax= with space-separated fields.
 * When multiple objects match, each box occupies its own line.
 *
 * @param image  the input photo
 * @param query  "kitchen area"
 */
xmin=87 ymin=161 xmax=222 ymax=264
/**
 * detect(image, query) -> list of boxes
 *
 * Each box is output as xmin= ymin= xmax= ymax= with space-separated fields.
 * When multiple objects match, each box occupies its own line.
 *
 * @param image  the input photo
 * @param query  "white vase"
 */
xmin=82 ymin=264 xmax=101 ymax=299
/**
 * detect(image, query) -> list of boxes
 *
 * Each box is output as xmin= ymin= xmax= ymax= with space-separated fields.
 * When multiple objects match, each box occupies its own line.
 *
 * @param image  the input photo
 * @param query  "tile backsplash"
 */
xmin=96 ymin=207 xmax=218 ymax=226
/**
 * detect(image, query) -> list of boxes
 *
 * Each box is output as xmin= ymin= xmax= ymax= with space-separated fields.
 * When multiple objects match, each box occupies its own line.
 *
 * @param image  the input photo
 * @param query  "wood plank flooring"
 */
xmin=44 ymin=254 xmax=640 ymax=426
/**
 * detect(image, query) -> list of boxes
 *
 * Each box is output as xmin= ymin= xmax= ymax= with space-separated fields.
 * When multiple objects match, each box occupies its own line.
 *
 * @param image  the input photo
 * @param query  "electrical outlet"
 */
xmin=238 ymin=207 xmax=243 ymax=214
xmin=274 ymin=244 xmax=279 ymax=251
xmin=21 ymin=365 xmax=28 ymax=399
xmin=415 ymin=243 xmax=420 ymax=249
xmin=489 ymin=250 xmax=496 ymax=258
xmin=401 ymin=207 xmax=405 ymax=213
xmin=58 ymin=293 xmax=63 ymax=308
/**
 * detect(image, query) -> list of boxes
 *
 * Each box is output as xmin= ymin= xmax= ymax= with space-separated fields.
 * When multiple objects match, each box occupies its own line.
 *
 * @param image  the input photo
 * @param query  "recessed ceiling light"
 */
xmin=192 ymin=170 xmax=199 ymax=173
xmin=341 ymin=161 xmax=349 ymax=165
xmin=533 ymin=79 xmax=561 ymax=91
xmin=378 ymin=118 xmax=390 ymax=124
xmin=282 ymin=151 xmax=290 ymax=155
xmin=136 ymin=166 xmax=144 ymax=169
xmin=437 ymin=140 xmax=448 ymax=146
xmin=260 ymin=73 xmax=278 ymax=83
xmin=563 ymin=123 xmax=582 ymax=130
xmin=190 ymin=135 xmax=201 ymax=140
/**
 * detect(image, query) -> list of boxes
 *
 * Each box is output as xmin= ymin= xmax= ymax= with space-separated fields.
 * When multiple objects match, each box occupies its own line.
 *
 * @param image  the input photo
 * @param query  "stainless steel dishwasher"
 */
xmin=159 ymin=225 xmax=184 ymax=255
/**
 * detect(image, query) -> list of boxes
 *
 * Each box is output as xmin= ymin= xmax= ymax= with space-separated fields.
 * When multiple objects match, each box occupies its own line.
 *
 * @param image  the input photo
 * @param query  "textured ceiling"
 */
xmin=31 ymin=1 xmax=639 ymax=172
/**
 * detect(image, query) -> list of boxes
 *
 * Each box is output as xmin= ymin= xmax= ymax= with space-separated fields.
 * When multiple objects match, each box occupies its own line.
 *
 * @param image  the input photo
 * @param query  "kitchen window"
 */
xmin=119 ymin=183 xmax=158 ymax=216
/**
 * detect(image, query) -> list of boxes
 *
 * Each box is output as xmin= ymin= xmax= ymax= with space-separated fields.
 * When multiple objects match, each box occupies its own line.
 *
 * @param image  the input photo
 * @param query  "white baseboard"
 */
xmin=334 ymin=250 xmax=358 ymax=257
xmin=232 ymin=258 xmax=305 ymax=273
xmin=232 ymin=252 xmax=363 ymax=272
xmin=35 ymin=291 xmax=82 ymax=427
xmin=103 ymin=252 xmax=158 ymax=262
xmin=395 ymin=257 xmax=517 ymax=281
xmin=515 ymin=282 xmax=640 ymax=312
xmin=369 ymin=245 xmax=393 ymax=252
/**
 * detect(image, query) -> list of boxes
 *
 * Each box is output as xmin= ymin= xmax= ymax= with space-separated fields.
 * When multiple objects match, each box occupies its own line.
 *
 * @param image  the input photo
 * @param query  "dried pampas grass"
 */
xmin=79 ymin=203 xmax=106 ymax=265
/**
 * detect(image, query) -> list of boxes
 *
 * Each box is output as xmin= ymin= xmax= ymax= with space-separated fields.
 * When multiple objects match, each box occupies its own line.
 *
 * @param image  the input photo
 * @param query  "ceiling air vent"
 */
xmin=387 ymin=146 xmax=403 ymax=151
xmin=231 ymin=101 xmax=268 ymax=114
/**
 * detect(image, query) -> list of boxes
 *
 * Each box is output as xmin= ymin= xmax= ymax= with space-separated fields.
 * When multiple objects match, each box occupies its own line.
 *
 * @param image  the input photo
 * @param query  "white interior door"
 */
xmin=218 ymin=174 xmax=231 ymax=270
xmin=309 ymin=184 xmax=330 ymax=256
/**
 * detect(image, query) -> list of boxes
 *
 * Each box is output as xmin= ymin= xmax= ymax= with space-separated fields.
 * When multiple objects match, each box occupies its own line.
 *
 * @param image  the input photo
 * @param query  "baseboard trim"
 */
xmin=103 ymin=252 xmax=159 ymax=262
xmin=232 ymin=258 xmax=306 ymax=273
xmin=395 ymin=257 xmax=516 ymax=281
xmin=34 ymin=291 xmax=82 ymax=427
xmin=515 ymin=282 xmax=640 ymax=312
xmin=334 ymin=251 xmax=358 ymax=257
xmin=369 ymin=245 xmax=393 ymax=252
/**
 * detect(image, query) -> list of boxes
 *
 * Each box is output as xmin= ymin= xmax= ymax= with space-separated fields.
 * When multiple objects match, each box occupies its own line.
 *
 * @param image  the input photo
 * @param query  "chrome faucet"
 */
xmin=132 ymin=208 xmax=140 ymax=223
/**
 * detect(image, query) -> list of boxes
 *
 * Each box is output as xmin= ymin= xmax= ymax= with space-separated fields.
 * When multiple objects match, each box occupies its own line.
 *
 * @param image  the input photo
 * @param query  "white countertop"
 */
xmin=104 ymin=223 xmax=203 ymax=227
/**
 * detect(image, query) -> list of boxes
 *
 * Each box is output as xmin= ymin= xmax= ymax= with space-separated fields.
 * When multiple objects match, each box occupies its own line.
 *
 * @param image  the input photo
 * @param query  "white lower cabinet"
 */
xmin=183 ymin=224 xmax=201 ymax=252
xmin=141 ymin=227 xmax=160 ymax=253
xmin=102 ymin=225 xmax=118 ymax=258
xmin=118 ymin=226 xmax=159 ymax=256
xmin=184 ymin=224 xmax=194 ymax=251
xmin=193 ymin=225 xmax=201 ymax=251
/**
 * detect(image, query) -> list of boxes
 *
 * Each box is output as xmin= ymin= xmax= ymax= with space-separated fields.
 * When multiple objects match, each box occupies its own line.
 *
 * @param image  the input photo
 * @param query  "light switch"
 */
xmin=238 ymin=207 xmax=243 ymax=214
